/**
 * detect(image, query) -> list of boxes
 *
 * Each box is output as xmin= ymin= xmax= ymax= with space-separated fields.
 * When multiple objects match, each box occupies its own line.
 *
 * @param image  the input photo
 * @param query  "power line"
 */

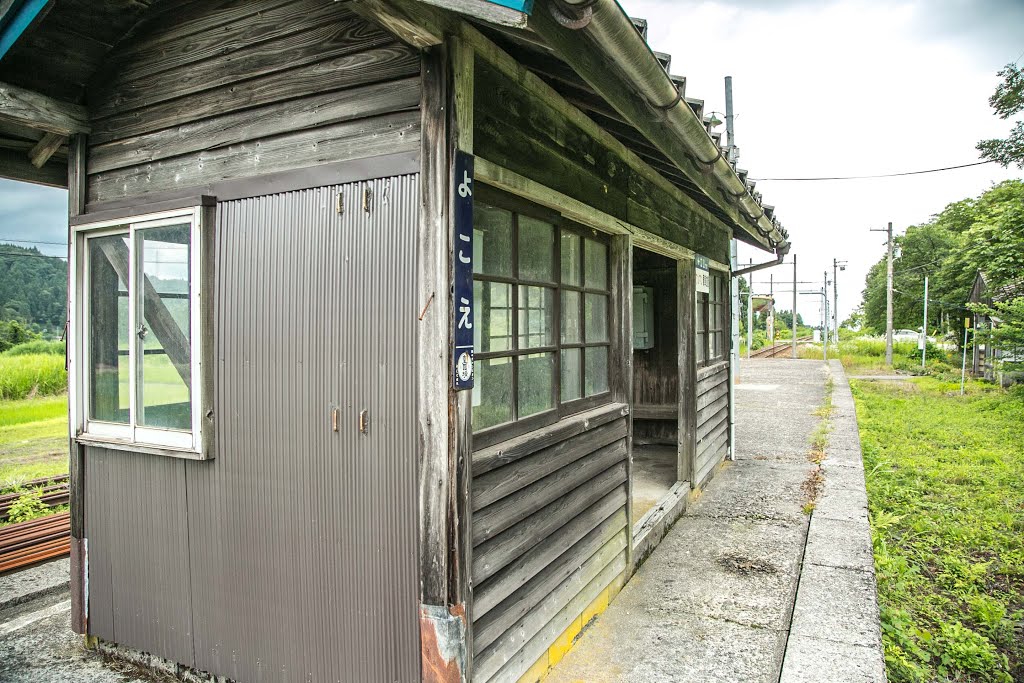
xmin=750 ymin=160 xmax=994 ymax=182
xmin=0 ymin=237 xmax=66 ymax=246
xmin=0 ymin=251 xmax=67 ymax=261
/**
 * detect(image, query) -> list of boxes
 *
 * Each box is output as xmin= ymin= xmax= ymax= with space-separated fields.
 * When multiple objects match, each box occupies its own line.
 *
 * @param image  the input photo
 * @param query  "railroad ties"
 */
xmin=0 ymin=474 xmax=70 ymax=522
xmin=749 ymin=336 xmax=814 ymax=359
xmin=0 ymin=475 xmax=71 ymax=573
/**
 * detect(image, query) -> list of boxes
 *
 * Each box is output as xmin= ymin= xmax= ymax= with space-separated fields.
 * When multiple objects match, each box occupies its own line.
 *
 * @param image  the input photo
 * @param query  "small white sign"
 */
xmin=695 ymin=255 xmax=710 ymax=294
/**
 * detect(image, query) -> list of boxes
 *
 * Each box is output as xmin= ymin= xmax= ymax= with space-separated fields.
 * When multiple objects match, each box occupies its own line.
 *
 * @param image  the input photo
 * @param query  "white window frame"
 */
xmin=71 ymin=207 xmax=208 ymax=459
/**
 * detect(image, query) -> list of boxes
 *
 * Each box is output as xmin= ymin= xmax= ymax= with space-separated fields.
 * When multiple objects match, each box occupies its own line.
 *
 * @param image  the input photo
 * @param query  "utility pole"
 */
xmin=832 ymin=258 xmax=846 ymax=348
xmin=823 ymin=272 xmax=829 ymax=362
xmin=792 ymin=253 xmax=798 ymax=359
xmin=747 ymin=258 xmax=753 ymax=359
xmin=725 ymin=76 xmax=736 ymax=164
xmin=870 ymin=222 xmax=895 ymax=364
xmin=770 ymin=273 xmax=775 ymax=347
xmin=921 ymin=275 xmax=929 ymax=369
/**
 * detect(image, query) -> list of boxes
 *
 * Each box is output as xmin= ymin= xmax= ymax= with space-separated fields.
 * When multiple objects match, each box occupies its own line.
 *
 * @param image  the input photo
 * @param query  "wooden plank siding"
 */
xmin=694 ymin=360 xmax=730 ymax=486
xmin=473 ymin=58 xmax=730 ymax=264
xmin=82 ymin=0 xmax=422 ymax=206
xmin=470 ymin=403 xmax=630 ymax=682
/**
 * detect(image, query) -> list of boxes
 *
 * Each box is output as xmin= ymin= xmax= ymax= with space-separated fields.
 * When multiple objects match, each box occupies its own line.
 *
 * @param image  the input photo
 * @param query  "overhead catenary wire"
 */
xmin=750 ymin=160 xmax=994 ymax=182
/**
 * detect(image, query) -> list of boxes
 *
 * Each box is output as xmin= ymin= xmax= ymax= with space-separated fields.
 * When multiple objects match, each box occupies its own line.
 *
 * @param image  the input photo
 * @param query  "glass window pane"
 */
xmin=474 ymin=280 xmax=513 ymax=353
xmin=518 ymin=216 xmax=555 ymax=283
xmin=561 ymin=290 xmax=581 ymax=344
xmin=518 ymin=352 xmax=554 ymax=417
xmin=560 ymin=232 xmax=581 ymax=286
xmin=473 ymin=204 xmax=513 ymax=277
xmin=584 ymin=239 xmax=607 ymax=290
xmin=137 ymin=224 xmax=192 ymax=431
xmin=561 ymin=348 xmax=582 ymax=402
xmin=518 ymin=285 xmax=554 ymax=349
xmin=584 ymin=294 xmax=609 ymax=343
xmin=472 ymin=357 xmax=513 ymax=430
xmin=584 ymin=346 xmax=609 ymax=396
xmin=88 ymin=232 xmax=130 ymax=424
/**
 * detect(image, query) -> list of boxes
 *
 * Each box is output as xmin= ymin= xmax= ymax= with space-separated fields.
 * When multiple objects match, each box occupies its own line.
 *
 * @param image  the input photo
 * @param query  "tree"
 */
xmin=977 ymin=63 xmax=1024 ymax=168
xmin=860 ymin=181 xmax=1024 ymax=339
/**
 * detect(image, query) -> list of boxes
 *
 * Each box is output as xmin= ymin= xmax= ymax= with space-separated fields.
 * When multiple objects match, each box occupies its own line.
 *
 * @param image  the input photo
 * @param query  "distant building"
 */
xmin=967 ymin=271 xmax=1023 ymax=385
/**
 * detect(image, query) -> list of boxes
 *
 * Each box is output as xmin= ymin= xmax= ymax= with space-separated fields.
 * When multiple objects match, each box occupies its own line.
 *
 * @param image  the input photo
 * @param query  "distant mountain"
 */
xmin=0 ymin=244 xmax=67 ymax=336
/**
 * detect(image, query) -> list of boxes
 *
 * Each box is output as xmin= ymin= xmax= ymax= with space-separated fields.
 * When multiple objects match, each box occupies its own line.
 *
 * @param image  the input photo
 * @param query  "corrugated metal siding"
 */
xmin=694 ymin=361 xmax=729 ymax=486
xmin=83 ymin=446 xmax=195 ymax=665
xmin=470 ymin=404 xmax=630 ymax=683
xmin=82 ymin=173 xmax=421 ymax=682
xmin=184 ymin=175 xmax=421 ymax=682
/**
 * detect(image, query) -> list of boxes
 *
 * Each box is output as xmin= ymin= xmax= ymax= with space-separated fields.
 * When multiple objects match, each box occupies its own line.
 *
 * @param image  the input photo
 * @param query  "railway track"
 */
xmin=0 ymin=474 xmax=70 ymax=522
xmin=0 ymin=512 xmax=70 ymax=573
xmin=749 ymin=336 xmax=814 ymax=359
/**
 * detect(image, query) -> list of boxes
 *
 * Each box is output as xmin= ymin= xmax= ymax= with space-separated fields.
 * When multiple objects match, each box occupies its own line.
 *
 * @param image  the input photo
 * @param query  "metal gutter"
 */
xmin=536 ymin=0 xmax=789 ymax=254
xmin=0 ymin=0 xmax=49 ymax=60
xmin=732 ymin=251 xmax=787 ymax=277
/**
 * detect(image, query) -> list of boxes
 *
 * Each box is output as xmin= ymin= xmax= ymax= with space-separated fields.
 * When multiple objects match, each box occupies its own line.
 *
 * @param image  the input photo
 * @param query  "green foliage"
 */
xmin=977 ymin=63 xmax=1024 ymax=168
xmin=854 ymin=378 xmax=1024 ymax=683
xmin=0 ymin=353 xmax=67 ymax=400
xmin=861 ymin=180 xmax=1024 ymax=341
xmin=6 ymin=488 xmax=48 ymax=524
xmin=0 ymin=245 xmax=67 ymax=335
xmin=2 ymin=339 xmax=64 ymax=356
xmin=0 ymin=319 xmax=38 ymax=353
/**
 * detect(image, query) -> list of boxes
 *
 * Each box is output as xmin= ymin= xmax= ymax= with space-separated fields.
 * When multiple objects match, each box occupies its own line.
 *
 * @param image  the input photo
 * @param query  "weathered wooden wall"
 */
xmin=473 ymin=59 xmax=729 ymax=264
xmin=83 ymin=0 xmax=421 ymax=206
xmin=694 ymin=360 xmax=729 ymax=486
xmin=470 ymin=403 xmax=630 ymax=682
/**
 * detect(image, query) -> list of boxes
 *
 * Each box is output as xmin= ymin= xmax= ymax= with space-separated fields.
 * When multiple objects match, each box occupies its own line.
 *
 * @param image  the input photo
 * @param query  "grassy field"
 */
xmin=0 ymin=395 xmax=68 ymax=490
xmin=0 ymin=352 xmax=67 ymax=400
xmin=853 ymin=377 xmax=1024 ymax=683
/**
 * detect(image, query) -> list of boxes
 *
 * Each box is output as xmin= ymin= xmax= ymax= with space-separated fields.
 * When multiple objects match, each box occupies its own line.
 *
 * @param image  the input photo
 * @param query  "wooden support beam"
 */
xmin=28 ymin=131 xmax=64 ymax=168
xmin=67 ymin=132 xmax=85 ymax=636
xmin=678 ymin=259 xmax=696 ymax=485
xmin=350 ymin=0 xmax=445 ymax=49
xmin=609 ymin=233 xmax=634 ymax=572
xmin=0 ymin=81 xmax=89 ymax=136
xmin=0 ymin=146 xmax=65 ymax=186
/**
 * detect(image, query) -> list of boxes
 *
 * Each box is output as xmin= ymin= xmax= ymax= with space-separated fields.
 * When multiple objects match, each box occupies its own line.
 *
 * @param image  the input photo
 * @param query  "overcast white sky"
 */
xmin=622 ymin=0 xmax=1023 ymax=327
xmin=1 ymin=0 xmax=1022 ymax=327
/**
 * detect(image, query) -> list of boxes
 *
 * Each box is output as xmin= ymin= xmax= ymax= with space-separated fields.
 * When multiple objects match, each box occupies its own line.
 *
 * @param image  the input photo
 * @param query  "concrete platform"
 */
xmin=548 ymin=359 xmax=886 ymax=683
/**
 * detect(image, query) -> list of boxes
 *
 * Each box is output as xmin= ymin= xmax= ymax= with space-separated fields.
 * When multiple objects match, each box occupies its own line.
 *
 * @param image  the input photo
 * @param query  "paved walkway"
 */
xmin=547 ymin=359 xmax=885 ymax=683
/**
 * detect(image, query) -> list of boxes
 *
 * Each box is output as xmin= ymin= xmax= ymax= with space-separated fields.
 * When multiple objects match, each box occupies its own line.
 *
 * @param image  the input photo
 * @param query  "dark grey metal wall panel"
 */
xmin=185 ymin=174 xmax=421 ymax=682
xmin=83 ymin=446 xmax=194 ymax=665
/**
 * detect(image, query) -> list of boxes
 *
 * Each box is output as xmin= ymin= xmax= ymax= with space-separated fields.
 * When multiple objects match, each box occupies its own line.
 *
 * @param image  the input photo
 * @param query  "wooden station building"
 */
xmin=0 ymin=0 xmax=789 ymax=681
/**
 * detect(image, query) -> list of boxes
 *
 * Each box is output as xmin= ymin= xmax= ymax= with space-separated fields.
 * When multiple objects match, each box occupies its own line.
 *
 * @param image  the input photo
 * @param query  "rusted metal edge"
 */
xmin=421 ymin=603 xmax=467 ymax=683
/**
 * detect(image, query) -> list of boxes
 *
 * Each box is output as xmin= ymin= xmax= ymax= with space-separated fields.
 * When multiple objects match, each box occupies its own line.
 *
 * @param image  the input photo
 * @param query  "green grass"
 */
xmin=853 ymin=378 xmax=1024 ymax=683
xmin=0 ymin=395 xmax=66 ymax=427
xmin=0 ymin=353 xmax=67 ymax=400
xmin=0 ymin=395 xmax=68 ymax=491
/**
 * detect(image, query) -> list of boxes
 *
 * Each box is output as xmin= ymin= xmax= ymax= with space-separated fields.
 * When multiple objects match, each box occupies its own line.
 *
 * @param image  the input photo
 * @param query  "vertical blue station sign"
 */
xmin=453 ymin=151 xmax=475 ymax=390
